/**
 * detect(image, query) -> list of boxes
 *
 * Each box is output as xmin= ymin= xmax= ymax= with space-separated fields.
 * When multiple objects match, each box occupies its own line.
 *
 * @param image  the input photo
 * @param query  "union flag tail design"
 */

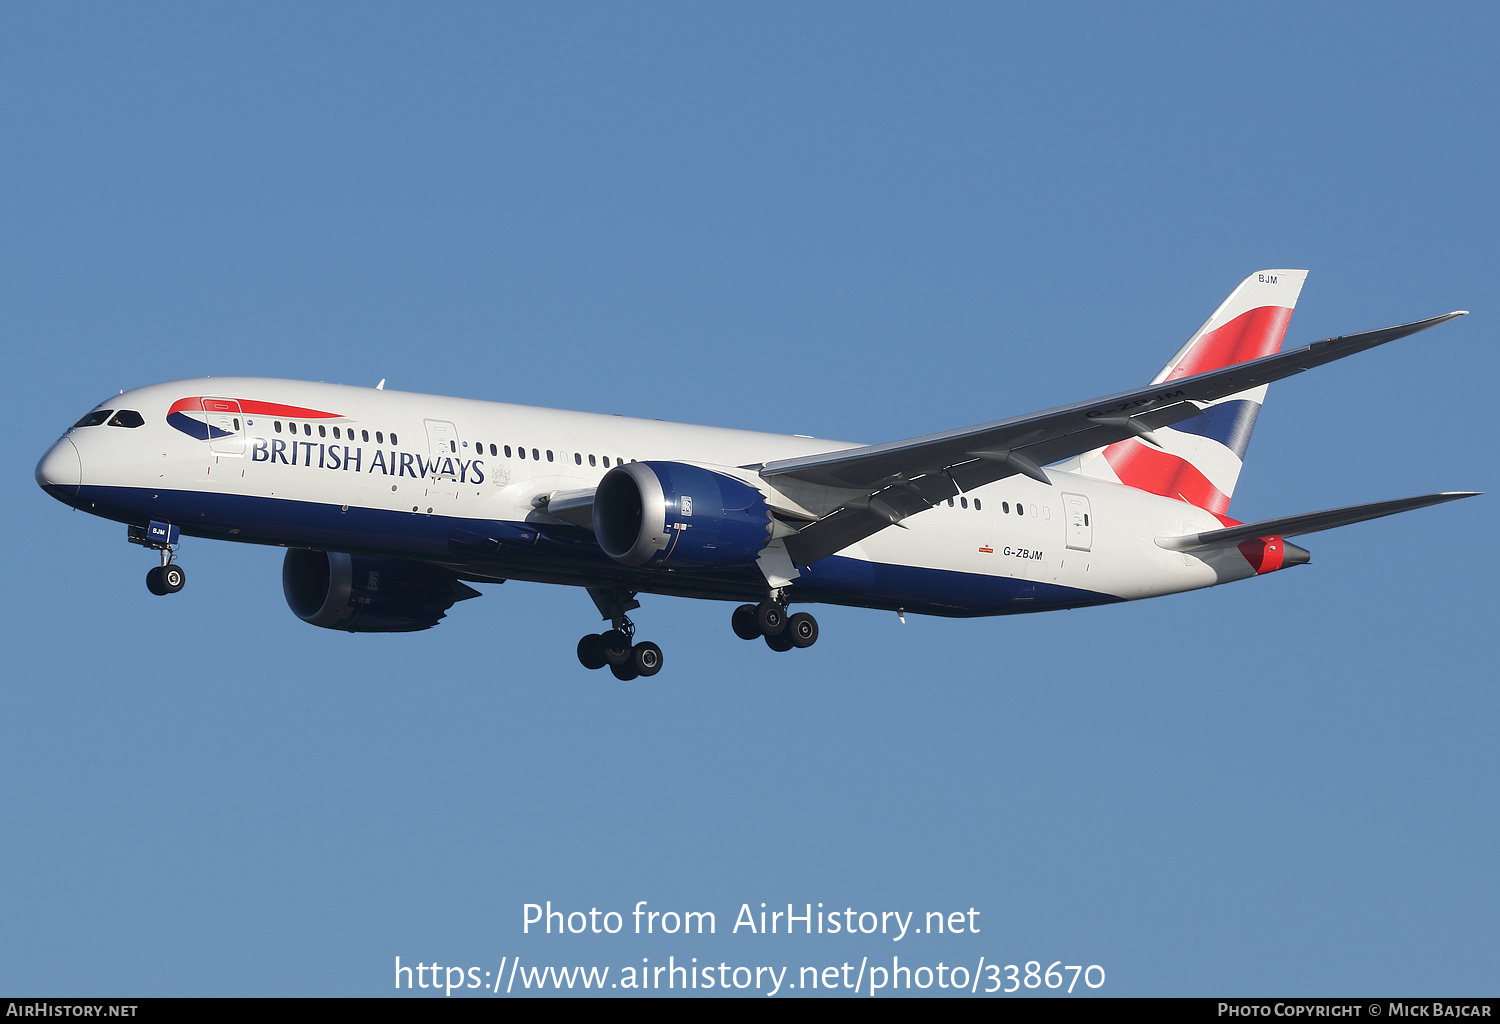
xmin=1074 ymin=269 xmax=1308 ymax=515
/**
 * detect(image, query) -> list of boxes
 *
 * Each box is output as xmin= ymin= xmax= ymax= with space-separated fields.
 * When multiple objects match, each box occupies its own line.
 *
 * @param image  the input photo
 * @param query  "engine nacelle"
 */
xmin=594 ymin=461 xmax=773 ymax=569
xmin=282 ymin=549 xmax=480 ymax=632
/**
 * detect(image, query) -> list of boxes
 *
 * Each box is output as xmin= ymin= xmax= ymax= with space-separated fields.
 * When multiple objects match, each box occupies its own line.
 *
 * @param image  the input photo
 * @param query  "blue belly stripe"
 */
xmin=58 ymin=483 xmax=1119 ymax=617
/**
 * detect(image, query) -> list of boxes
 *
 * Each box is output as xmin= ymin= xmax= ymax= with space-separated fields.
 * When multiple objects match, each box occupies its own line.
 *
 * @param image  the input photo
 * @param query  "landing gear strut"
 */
xmin=732 ymin=596 xmax=818 ymax=652
xmin=131 ymin=522 xmax=186 ymax=596
xmin=577 ymin=588 xmax=663 ymax=679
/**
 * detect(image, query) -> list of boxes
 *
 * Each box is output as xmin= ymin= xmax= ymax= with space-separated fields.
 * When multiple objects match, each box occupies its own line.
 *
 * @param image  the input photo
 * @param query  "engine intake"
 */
xmin=594 ymin=461 xmax=774 ymax=569
xmin=282 ymin=550 xmax=481 ymax=632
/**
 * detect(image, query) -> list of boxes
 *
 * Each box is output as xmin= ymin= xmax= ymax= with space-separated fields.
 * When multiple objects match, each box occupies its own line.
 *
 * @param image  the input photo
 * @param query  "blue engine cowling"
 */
xmin=282 ymin=549 xmax=481 ymax=632
xmin=594 ymin=461 xmax=773 ymax=569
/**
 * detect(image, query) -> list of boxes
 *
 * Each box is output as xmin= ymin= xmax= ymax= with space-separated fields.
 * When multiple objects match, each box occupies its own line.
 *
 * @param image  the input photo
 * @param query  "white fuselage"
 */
xmin=39 ymin=378 xmax=1263 ymax=617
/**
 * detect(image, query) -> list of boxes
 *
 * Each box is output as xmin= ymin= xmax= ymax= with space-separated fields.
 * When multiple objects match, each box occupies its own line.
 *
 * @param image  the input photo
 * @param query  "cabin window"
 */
xmin=449 ymin=440 xmax=456 ymax=452
xmin=574 ymin=452 xmax=581 ymax=465
xmin=72 ymin=410 xmax=112 ymax=427
xmin=391 ymin=433 xmax=398 ymax=445
xmin=1016 ymin=503 xmax=1025 ymax=517
xmin=532 ymin=448 xmax=539 ymax=460
xmin=588 ymin=454 xmax=596 ymax=467
xmin=546 ymin=450 xmax=554 ymax=462
xmin=974 ymin=499 xmax=981 ymax=511
xmin=602 ymin=456 xmax=611 ymax=468
xmin=274 ymin=421 xmax=282 ymax=433
xmin=375 ymin=431 xmax=383 ymax=444
xmin=332 ymin=426 xmax=340 ymax=439
xmin=504 ymin=445 xmax=512 ymax=457
xmin=490 ymin=444 xmax=497 ymax=456
xmin=362 ymin=430 xmax=369 ymax=442
xmin=518 ymin=447 xmax=526 ymax=459
xmin=1002 ymin=501 xmax=1009 ymax=513
xmin=318 ymin=425 xmax=326 ymax=437
xmin=947 ymin=497 xmax=954 ymax=507
xmin=1083 ymin=514 xmax=1090 ymax=526
xmin=107 ymin=410 xmax=144 ymax=428
xmin=961 ymin=497 xmax=968 ymax=509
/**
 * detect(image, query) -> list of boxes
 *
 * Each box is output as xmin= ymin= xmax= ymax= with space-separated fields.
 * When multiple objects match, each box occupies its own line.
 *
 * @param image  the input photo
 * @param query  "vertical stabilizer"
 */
xmin=1073 ymin=269 xmax=1308 ymax=515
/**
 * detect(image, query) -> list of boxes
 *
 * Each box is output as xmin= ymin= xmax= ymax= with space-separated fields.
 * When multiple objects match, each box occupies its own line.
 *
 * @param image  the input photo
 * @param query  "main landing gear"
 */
xmin=577 ymin=588 xmax=663 ymax=680
xmin=130 ymin=521 xmax=187 ymax=596
xmin=732 ymin=599 xmax=818 ymax=653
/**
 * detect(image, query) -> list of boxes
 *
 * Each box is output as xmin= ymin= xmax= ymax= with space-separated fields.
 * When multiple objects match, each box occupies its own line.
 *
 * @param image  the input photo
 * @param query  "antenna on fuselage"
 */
xmin=376 ymin=379 xmax=386 ymax=390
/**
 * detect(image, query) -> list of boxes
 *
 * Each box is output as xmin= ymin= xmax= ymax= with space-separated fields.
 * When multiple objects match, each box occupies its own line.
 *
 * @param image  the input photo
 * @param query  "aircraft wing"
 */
xmin=1154 ymin=492 xmax=1481 ymax=552
xmin=767 ymin=311 xmax=1466 ymax=565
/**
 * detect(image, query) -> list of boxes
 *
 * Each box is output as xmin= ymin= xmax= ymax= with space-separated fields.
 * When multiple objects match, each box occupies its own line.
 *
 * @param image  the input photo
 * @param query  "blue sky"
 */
xmin=2 ymin=3 xmax=1495 ymax=997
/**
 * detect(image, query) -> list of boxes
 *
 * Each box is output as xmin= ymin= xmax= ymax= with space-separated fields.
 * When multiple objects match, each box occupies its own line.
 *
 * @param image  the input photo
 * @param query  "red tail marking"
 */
xmin=1102 ymin=441 xmax=1232 ymax=515
xmin=1166 ymin=305 xmax=1294 ymax=380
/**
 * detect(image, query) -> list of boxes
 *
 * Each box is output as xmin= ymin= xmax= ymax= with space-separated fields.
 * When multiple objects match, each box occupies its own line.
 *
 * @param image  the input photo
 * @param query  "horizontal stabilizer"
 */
xmin=1156 ymin=491 xmax=1480 ymax=551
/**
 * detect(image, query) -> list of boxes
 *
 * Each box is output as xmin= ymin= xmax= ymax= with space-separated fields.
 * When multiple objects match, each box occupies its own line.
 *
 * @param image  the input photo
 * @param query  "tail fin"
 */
xmin=1074 ymin=269 xmax=1308 ymax=515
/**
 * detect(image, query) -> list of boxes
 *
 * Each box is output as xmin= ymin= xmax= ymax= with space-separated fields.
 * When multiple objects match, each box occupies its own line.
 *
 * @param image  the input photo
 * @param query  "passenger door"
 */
xmin=203 ymin=398 xmax=246 ymax=457
xmin=1063 ymin=492 xmax=1092 ymax=551
xmin=423 ymin=418 xmax=461 ymax=507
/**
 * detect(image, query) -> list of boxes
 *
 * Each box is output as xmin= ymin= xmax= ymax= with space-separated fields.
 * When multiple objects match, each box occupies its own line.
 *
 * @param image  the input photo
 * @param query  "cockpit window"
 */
xmin=73 ymin=410 xmax=113 ymax=428
xmin=107 ymin=410 xmax=145 ymax=428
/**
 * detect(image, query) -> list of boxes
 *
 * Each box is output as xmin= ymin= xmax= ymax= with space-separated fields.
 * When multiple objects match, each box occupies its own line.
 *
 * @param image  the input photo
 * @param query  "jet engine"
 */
xmin=282 ymin=549 xmax=480 ymax=632
xmin=593 ymin=461 xmax=774 ymax=569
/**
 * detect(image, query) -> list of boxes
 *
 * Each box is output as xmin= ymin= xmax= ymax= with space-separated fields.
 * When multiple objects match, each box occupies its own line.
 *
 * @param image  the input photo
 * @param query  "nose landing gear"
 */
xmin=130 ymin=521 xmax=186 ymax=596
xmin=578 ymin=588 xmax=663 ymax=679
xmin=145 ymin=559 xmax=187 ymax=596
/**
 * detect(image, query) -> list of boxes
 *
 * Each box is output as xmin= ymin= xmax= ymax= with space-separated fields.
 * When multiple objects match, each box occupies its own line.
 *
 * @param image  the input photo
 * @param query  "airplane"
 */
xmin=35 ymin=270 xmax=1478 ymax=679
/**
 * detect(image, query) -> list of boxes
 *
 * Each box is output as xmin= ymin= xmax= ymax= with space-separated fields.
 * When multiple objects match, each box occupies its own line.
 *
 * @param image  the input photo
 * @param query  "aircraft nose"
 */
xmin=36 ymin=437 xmax=81 ymax=501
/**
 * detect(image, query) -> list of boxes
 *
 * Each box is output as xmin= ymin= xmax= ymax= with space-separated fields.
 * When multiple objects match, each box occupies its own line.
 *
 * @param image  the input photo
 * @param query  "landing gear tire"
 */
xmin=632 ymin=641 xmax=663 ymax=677
xmin=610 ymin=660 xmax=640 ymax=681
xmin=787 ymin=612 xmax=818 ymax=648
xmin=145 ymin=566 xmax=167 ymax=596
xmin=764 ymin=632 xmax=794 ymax=653
xmin=756 ymin=600 xmax=786 ymax=637
xmin=577 ymin=634 xmax=608 ymax=670
xmin=601 ymin=629 xmax=633 ymax=666
xmin=731 ymin=604 xmax=761 ymax=640
xmin=161 ymin=563 xmax=186 ymax=594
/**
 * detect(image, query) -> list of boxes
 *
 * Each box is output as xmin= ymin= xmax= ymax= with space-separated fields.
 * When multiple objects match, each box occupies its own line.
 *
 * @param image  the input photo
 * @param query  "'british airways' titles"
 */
xmin=251 ymin=438 xmax=485 ymax=483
